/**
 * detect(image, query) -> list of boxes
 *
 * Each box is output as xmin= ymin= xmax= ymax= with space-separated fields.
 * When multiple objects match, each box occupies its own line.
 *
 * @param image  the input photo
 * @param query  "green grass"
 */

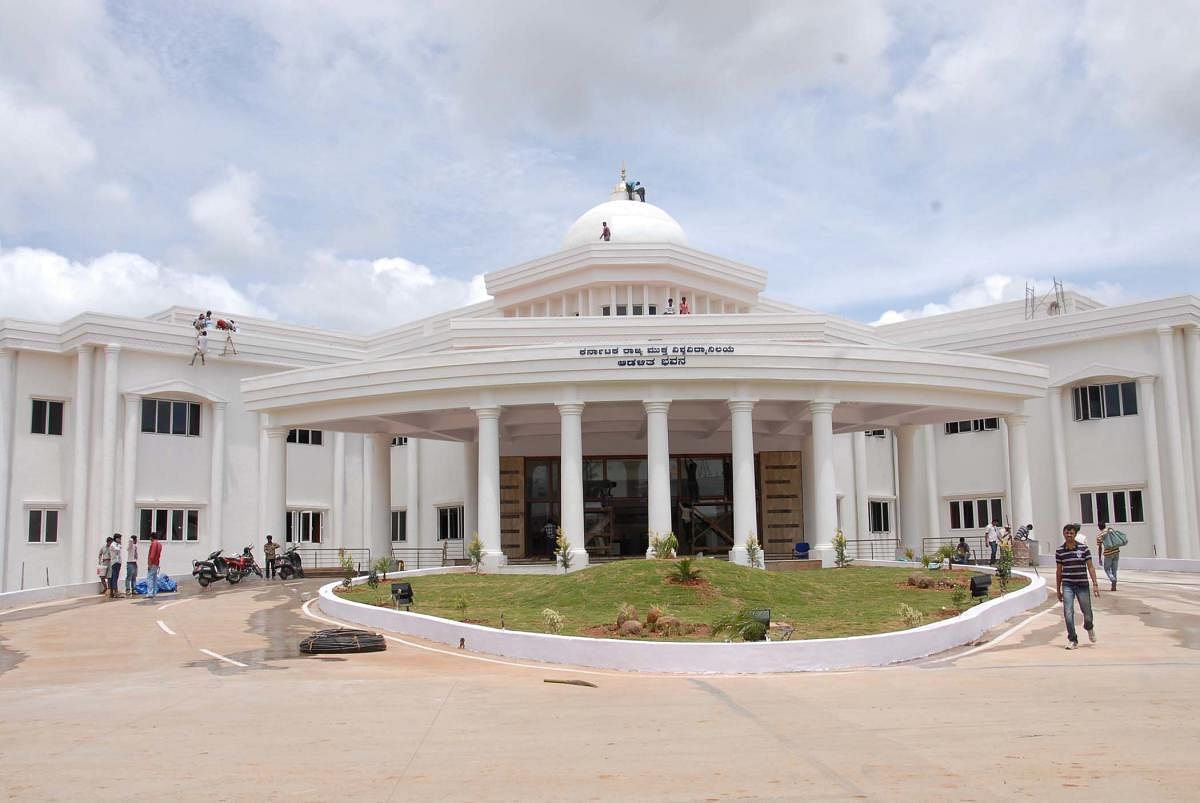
xmin=338 ymin=561 xmax=1027 ymax=641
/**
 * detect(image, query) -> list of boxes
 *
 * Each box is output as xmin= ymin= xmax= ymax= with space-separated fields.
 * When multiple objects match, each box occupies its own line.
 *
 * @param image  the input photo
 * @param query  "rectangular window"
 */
xmin=944 ymin=418 xmax=998 ymax=435
xmin=285 ymin=509 xmax=323 ymax=543
xmin=632 ymin=304 xmax=643 ymax=315
xmin=391 ymin=436 xmax=408 ymax=447
xmin=948 ymin=497 xmax=1004 ymax=530
xmin=601 ymin=305 xmax=611 ymax=316
xmin=27 ymin=509 xmax=60 ymax=543
xmin=31 ymin=399 xmax=65 ymax=436
xmin=1073 ymin=382 xmax=1138 ymax=421
xmin=1079 ymin=489 xmax=1143 ymax=526
xmin=287 ymin=428 xmax=323 ymax=445
xmin=864 ymin=429 xmax=886 ymax=438
xmin=647 ymin=305 xmax=657 ymax=315
xmin=437 ymin=505 xmax=464 ymax=540
xmin=391 ymin=510 xmax=407 ymax=542
xmin=615 ymin=304 xmax=627 ymax=316
xmin=138 ymin=507 xmax=199 ymax=541
xmin=867 ymin=500 xmax=891 ymax=533
xmin=140 ymin=398 xmax=201 ymax=436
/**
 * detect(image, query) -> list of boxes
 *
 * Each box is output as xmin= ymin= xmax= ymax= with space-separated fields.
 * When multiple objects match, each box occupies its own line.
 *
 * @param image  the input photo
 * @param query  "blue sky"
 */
xmin=1 ymin=0 xmax=1198 ymax=332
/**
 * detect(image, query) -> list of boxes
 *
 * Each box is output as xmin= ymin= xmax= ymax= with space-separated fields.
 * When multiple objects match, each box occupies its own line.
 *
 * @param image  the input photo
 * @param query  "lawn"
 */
xmin=335 ymin=560 xmax=1029 ymax=641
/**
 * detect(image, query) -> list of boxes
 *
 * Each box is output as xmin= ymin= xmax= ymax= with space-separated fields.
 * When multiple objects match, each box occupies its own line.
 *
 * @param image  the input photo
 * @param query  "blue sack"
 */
xmin=133 ymin=574 xmax=178 ymax=595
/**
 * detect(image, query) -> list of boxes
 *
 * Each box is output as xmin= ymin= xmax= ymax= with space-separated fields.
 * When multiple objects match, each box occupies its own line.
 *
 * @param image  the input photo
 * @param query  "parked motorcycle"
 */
xmin=276 ymin=545 xmax=304 ymax=580
xmin=222 ymin=546 xmax=263 ymax=585
xmin=192 ymin=549 xmax=229 ymax=587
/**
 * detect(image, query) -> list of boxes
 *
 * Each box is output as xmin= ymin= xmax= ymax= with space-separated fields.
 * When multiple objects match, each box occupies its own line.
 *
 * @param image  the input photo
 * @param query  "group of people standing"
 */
xmin=98 ymin=532 xmax=163 ymax=599
xmin=190 ymin=310 xmax=239 ymax=366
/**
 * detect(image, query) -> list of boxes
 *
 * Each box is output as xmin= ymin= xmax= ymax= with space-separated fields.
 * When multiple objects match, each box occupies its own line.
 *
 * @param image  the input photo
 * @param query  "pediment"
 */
xmin=1049 ymin=363 xmax=1150 ymax=388
xmin=123 ymin=379 xmax=228 ymax=404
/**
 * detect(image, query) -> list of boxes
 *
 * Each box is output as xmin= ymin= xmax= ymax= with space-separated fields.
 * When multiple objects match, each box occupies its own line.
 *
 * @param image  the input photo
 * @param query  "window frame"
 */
xmin=1072 ymin=381 xmax=1138 ymax=421
xmin=30 ymin=398 xmax=65 ymax=436
xmin=286 ymin=428 xmax=323 ymax=445
xmin=1079 ymin=488 xmax=1145 ymax=526
xmin=944 ymin=417 xmax=998 ymax=435
xmin=26 ymin=507 xmax=62 ymax=543
xmin=390 ymin=509 xmax=407 ymax=542
xmin=140 ymin=398 xmax=201 ymax=437
xmin=867 ymin=499 xmax=892 ymax=534
xmin=285 ymin=509 xmax=324 ymax=543
xmin=437 ymin=505 xmax=465 ymax=541
xmin=948 ymin=496 xmax=1004 ymax=531
xmin=138 ymin=506 xmax=200 ymax=541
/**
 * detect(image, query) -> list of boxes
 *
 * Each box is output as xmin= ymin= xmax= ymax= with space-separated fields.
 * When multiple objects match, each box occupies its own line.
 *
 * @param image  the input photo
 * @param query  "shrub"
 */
xmin=950 ymin=586 xmax=969 ymax=610
xmin=645 ymin=605 xmax=663 ymax=626
xmin=467 ymin=534 xmax=484 ymax=573
xmin=669 ymin=557 xmax=703 ymax=583
xmin=649 ymin=532 xmax=678 ymax=559
xmin=903 ymin=547 xmax=915 ymax=561
xmin=935 ymin=545 xmax=956 ymax=566
xmin=657 ymin=615 xmax=683 ymax=636
xmin=541 ymin=608 xmax=564 ymax=634
xmin=833 ymin=529 xmax=853 ymax=568
xmin=616 ymin=603 xmax=638 ymax=628
xmin=920 ymin=553 xmax=935 ymax=569
xmin=996 ymin=543 xmax=1014 ymax=591
xmin=907 ymin=573 xmax=934 ymax=589
xmin=338 ymin=550 xmax=356 ymax=580
xmin=713 ymin=608 xmax=768 ymax=642
xmin=372 ymin=555 xmax=393 ymax=580
xmin=744 ymin=534 xmax=763 ymax=569
xmin=619 ymin=619 xmax=643 ymax=637
xmin=897 ymin=603 xmax=924 ymax=628
xmin=366 ymin=570 xmax=380 ymax=589
xmin=554 ymin=527 xmax=572 ymax=572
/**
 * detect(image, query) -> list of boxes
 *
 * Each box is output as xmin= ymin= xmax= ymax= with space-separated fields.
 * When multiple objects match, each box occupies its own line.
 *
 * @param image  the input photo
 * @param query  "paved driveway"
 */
xmin=1 ymin=570 xmax=1197 ymax=801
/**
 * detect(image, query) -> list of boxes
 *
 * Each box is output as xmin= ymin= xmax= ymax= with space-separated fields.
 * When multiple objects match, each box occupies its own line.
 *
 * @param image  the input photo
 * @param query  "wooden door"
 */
xmin=759 ymin=451 xmax=803 ymax=557
xmin=499 ymin=457 xmax=525 ymax=559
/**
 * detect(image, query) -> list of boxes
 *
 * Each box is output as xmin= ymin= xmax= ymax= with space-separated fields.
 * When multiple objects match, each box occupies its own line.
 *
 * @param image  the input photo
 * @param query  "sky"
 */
xmin=1 ymin=0 xmax=1198 ymax=333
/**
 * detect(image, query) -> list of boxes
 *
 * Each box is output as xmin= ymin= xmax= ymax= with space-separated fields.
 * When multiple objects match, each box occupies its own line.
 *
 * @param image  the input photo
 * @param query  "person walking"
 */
xmin=1097 ymin=520 xmax=1122 ymax=591
xmin=263 ymin=535 xmax=280 ymax=580
xmin=107 ymin=534 xmax=124 ymax=598
xmin=124 ymin=535 xmax=139 ymax=596
xmin=190 ymin=330 xmax=208 ymax=366
xmin=599 ymin=221 xmax=611 ymax=242
xmin=984 ymin=518 xmax=1005 ymax=564
xmin=144 ymin=533 xmax=163 ymax=600
xmin=1055 ymin=524 xmax=1100 ymax=649
xmin=98 ymin=536 xmax=113 ymax=595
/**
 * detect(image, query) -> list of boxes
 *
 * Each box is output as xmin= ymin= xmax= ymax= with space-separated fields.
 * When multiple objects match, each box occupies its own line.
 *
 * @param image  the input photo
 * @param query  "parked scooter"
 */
xmin=222 ymin=546 xmax=263 ymax=585
xmin=192 ymin=549 xmax=229 ymax=587
xmin=276 ymin=545 xmax=304 ymax=580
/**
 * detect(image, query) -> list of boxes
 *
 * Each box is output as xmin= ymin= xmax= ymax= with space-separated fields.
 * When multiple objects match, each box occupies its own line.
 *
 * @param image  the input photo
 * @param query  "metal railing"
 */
xmin=289 ymin=547 xmax=372 ymax=573
xmin=391 ymin=546 xmax=450 ymax=569
xmin=922 ymin=535 xmax=988 ymax=564
xmin=846 ymin=538 xmax=899 ymax=561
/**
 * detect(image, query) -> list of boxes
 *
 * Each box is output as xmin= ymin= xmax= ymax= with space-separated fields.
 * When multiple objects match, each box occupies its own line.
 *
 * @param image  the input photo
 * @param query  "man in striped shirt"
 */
xmin=1055 ymin=523 xmax=1101 ymax=650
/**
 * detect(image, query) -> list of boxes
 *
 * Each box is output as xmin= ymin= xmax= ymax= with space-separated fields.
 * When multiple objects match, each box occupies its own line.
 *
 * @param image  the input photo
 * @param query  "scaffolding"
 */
xmin=1025 ymin=278 xmax=1066 ymax=320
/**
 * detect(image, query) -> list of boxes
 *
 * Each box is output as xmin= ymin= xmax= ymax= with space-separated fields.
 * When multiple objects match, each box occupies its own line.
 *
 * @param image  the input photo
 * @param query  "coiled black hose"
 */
xmin=299 ymin=628 xmax=387 ymax=654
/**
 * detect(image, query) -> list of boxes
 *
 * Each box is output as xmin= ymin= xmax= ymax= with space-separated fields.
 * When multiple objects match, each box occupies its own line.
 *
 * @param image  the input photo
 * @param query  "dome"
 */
xmin=562 ymin=199 xmax=688 ymax=250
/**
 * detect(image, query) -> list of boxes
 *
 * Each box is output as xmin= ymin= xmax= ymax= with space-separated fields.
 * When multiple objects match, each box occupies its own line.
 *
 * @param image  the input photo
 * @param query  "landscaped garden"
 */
xmin=335 ymin=559 xmax=1028 ymax=642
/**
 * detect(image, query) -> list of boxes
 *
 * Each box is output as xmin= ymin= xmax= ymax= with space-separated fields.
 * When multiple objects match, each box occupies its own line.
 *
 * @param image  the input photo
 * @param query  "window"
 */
xmin=286 ymin=428 xmax=323 ymax=445
xmin=1080 ymin=489 xmax=1144 ymax=525
xmin=141 ymin=398 xmax=201 ymax=436
xmin=647 ymin=305 xmax=657 ymax=315
xmin=601 ymin=305 xmax=611 ymax=316
xmin=139 ymin=507 xmax=199 ymax=541
xmin=948 ymin=497 xmax=1003 ymax=530
xmin=391 ymin=510 xmax=407 ymax=542
xmin=615 ymin=304 xmax=627 ymax=316
xmin=944 ymin=418 xmax=999 ymax=435
xmin=1072 ymin=381 xmax=1137 ymax=421
xmin=27 ymin=509 xmax=60 ymax=543
xmin=867 ymin=500 xmax=891 ymax=533
xmin=864 ymin=429 xmax=885 ymax=438
xmin=632 ymin=304 xmax=643 ymax=315
xmin=285 ymin=509 xmax=323 ymax=543
xmin=31 ymin=399 xmax=64 ymax=436
xmin=391 ymin=436 xmax=408 ymax=447
xmin=437 ymin=505 xmax=464 ymax=540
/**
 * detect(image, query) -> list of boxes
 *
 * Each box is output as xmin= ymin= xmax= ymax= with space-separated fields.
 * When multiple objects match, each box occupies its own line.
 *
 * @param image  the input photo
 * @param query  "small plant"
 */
xmin=935 ymin=544 xmax=956 ymax=567
xmin=541 ymin=608 xmax=565 ymax=634
xmin=372 ymin=555 xmax=393 ymax=580
xmin=713 ymin=608 xmax=768 ymax=642
xmin=996 ymin=542 xmax=1014 ymax=592
xmin=649 ymin=531 xmax=678 ymax=559
xmin=903 ymin=547 xmax=915 ymax=561
xmin=950 ymin=585 xmax=969 ymax=610
xmin=744 ymin=534 xmax=764 ymax=569
xmin=616 ymin=603 xmax=638 ymax=628
xmin=669 ymin=557 xmax=703 ymax=583
xmin=338 ymin=550 xmax=356 ymax=581
xmin=907 ymin=572 xmax=934 ymax=589
xmin=467 ymin=533 xmax=484 ymax=573
xmin=454 ymin=596 xmax=468 ymax=615
xmin=554 ymin=527 xmax=572 ymax=572
xmin=833 ymin=529 xmax=853 ymax=568
xmin=897 ymin=602 xmax=924 ymax=628
xmin=920 ymin=553 xmax=935 ymax=570
xmin=366 ymin=570 xmax=380 ymax=589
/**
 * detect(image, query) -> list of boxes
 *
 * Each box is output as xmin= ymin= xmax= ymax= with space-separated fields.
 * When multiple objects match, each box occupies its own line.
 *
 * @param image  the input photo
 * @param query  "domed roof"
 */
xmin=562 ymin=193 xmax=688 ymax=250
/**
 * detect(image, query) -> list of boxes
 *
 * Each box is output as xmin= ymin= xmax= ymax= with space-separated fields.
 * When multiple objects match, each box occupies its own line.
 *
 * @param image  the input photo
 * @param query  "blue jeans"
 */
xmin=109 ymin=562 xmax=121 ymax=594
xmin=1062 ymin=582 xmax=1094 ymax=643
xmin=1103 ymin=554 xmax=1119 ymax=586
xmin=989 ymin=542 xmax=998 ymax=563
xmin=125 ymin=562 xmax=137 ymax=594
xmin=145 ymin=565 xmax=160 ymax=598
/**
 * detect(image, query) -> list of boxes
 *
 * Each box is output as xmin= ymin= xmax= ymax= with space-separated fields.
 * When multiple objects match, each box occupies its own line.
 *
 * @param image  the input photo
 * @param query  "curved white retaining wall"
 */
xmin=317 ymin=564 xmax=1047 ymax=673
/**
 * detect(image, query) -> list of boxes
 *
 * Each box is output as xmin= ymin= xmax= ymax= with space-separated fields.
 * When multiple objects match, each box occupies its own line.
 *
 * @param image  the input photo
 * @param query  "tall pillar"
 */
xmin=557 ymin=402 xmax=589 ymax=569
xmin=69 ymin=346 xmax=94 ymax=583
xmin=851 ymin=431 xmax=868 ymax=541
xmin=1186 ymin=326 xmax=1200 ymax=557
xmin=1005 ymin=413 xmax=1034 ymax=533
xmin=1047 ymin=387 xmax=1071 ymax=529
xmin=257 ymin=414 xmax=269 ymax=538
xmin=368 ymin=433 xmax=392 ymax=563
xmin=332 ymin=432 xmax=345 ymax=544
xmin=643 ymin=400 xmax=672 ymax=556
xmin=1137 ymin=377 xmax=1169 ymax=557
xmin=474 ymin=407 xmax=506 ymax=569
xmin=896 ymin=424 xmax=921 ymax=557
xmin=0 ymin=348 xmax=15 ymax=590
xmin=97 ymin=345 xmax=120 ymax=538
xmin=727 ymin=399 xmax=757 ymax=565
xmin=810 ymin=401 xmax=838 ymax=566
xmin=1156 ymin=326 xmax=1191 ymax=557
xmin=921 ymin=425 xmax=940 ymax=540
xmin=407 ymin=438 xmax=422 ymax=545
xmin=462 ymin=440 xmax=477 ymax=548
xmin=265 ymin=427 xmax=287 ymax=544
xmin=209 ymin=402 xmax=226 ymax=546
xmin=119 ymin=394 xmax=139 ymax=537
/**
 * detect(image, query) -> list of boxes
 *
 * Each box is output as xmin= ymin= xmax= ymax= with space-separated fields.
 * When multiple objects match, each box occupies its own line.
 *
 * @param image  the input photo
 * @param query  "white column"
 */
xmin=119 ymin=394 xmax=139 ymax=537
xmin=462 ymin=439 xmax=477 ymax=547
xmin=1157 ymin=325 xmax=1191 ymax=557
xmin=1005 ymin=413 xmax=1034 ymax=534
xmin=1137 ymin=377 xmax=1169 ymax=557
xmin=644 ymin=400 xmax=672 ymax=556
xmin=368 ymin=433 xmax=392 ymax=563
xmin=69 ymin=346 xmax=94 ymax=583
xmin=208 ymin=402 xmax=226 ymax=547
xmin=851 ymin=431 xmax=869 ymax=540
xmin=896 ymin=424 xmax=921 ymax=557
xmin=474 ymin=407 xmax=506 ymax=568
xmin=557 ymin=402 xmax=589 ymax=569
xmin=257 ymin=414 xmax=269 ymax=538
xmin=809 ymin=401 xmax=838 ymax=566
xmin=265 ymin=427 xmax=287 ymax=543
xmin=921 ymin=425 xmax=940 ymax=540
xmin=1186 ymin=326 xmax=1200 ymax=557
xmin=407 ymin=438 xmax=422 ymax=545
xmin=0 ymin=348 xmax=14 ymax=591
xmin=1047 ymin=387 xmax=1071 ymax=529
xmin=332 ymin=432 xmax=345 ymax=544
xmin=728 ymin=399 xmax=757 ymax=565
xmin=97 ymin=345 xmax=120 ymax=537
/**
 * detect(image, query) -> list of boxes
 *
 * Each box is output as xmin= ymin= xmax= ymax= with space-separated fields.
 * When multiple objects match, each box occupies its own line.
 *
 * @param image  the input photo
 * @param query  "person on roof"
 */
xmin=600 ymin=221 xmax=611 ymax=241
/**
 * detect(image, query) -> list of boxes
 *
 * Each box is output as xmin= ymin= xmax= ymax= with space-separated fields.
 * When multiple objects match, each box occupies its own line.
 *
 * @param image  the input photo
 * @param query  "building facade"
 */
xmin=2 ymin=178 xmax=1198 ymax=588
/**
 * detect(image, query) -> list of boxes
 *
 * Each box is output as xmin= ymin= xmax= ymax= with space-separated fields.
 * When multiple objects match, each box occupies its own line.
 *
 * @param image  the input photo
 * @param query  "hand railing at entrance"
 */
xmin=290 ymin=547 xmax=372 ymax=572
xmin=922 ymin=535 xmax=988 ymax=564
xmin=390 ymin=545 xmax=459 ymax=569
xmin=845 ymin=538 xmax=898 ymax=561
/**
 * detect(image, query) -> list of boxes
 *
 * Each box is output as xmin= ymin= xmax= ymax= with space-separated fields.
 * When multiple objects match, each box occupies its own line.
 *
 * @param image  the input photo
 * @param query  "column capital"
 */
xmin=643 ymin=400 xmax=671 ymax=415
xmin=1136 ymin=374 xmax=1157 ymax=387
xmin=726 ymin=398 xmax=756 ymax=415
xmin=1004 ymin=414 xmax=1030 ymax=427
xmin=472 ymin=405 xmax=501 ymax=421
xmin=211 ymin=400 xmax=228 ymax=411
xmin=265 ymin=427 xmax=288 ymax=439
xmin=808 ymin=400 xmax=836 ymax=416
xmin=1156 ymin=324 xmax=1176 ymax=337
xmin=103 ymin=343 xmax=122 ymax=355
xmin=556 ymin=402 xmax=586 ymax=417
xmin=75 ymin=344 xmax=94 ymax=356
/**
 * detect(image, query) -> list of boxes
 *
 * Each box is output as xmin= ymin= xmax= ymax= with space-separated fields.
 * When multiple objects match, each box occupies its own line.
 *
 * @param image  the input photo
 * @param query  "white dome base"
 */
xmin=562 ymin=199 xmax=688 ymax=250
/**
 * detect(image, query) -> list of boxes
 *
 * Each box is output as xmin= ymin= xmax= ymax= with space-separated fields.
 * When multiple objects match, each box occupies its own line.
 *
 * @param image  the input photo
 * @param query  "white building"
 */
xmin=2 ymin=174 xmax=1199 ymax=588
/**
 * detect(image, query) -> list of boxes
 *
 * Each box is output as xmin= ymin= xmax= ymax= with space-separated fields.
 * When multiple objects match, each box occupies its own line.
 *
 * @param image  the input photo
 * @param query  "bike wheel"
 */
xmin=226 ymin=571 xmax=242 ymax=585
xmin=197 ymin=573 xmax=212 ymax=588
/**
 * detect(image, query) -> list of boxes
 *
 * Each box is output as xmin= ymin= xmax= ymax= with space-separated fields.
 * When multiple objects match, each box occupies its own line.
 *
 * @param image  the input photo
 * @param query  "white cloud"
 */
xmin=0 ymin=82 xmax=95 ymax=187
xmin=187 ymin=167 xmax=275 ymax=262
xmin=0 ymin=245 xmax=268 ymax=323
xmin=95 ymin=181 xmax=131 ymax=205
